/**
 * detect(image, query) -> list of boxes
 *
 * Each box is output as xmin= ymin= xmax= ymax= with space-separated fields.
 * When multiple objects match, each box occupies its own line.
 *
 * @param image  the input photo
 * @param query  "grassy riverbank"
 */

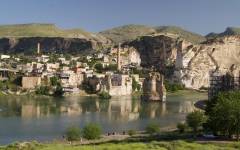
xmin=1 ymin=140 xmax=240 ymax=150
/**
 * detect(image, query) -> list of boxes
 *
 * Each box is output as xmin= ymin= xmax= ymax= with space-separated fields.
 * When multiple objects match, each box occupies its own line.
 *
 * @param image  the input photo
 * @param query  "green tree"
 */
xmin=82 ymin=123 xmax=102 ymax=140
xmin=206 ymin=91 xmax=240 ymax=140
xmin=145 ymin=122 xmax=160 ymax=135
xmin=94 ymin=63 xmax=104 ymax=73
xmin=65 ymin=126 xmax=81 ymax=141
xmin=186 ymin=111 xmax=206 ymax=136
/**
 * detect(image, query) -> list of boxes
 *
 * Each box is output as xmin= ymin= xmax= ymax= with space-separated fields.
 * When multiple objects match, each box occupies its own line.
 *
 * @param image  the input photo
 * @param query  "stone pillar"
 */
xmin=37 ymin=43 xmax=40 ymax=54
xmin=117 ymin=43 xmax=121 ymax=71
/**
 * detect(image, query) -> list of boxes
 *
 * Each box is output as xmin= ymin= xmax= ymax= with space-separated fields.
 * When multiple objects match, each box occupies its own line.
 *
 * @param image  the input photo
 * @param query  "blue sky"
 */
xmin=0 ymin=0 xmax=239 ymax=35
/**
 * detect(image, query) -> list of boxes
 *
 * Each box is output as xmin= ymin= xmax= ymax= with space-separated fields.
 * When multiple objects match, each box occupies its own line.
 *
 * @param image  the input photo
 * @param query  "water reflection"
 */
xmin=0 ymin=93 xmax=203 ymax=121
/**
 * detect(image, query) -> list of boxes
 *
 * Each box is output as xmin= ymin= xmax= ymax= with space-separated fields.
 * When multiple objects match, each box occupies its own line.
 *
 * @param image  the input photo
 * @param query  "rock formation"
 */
xmin=0 ymin=37 xmax=104 ymax=54
xmin=129 ymin=34 xmax=240 ymax=89
xmin=142 ymin=72 xmax=166 ymax=102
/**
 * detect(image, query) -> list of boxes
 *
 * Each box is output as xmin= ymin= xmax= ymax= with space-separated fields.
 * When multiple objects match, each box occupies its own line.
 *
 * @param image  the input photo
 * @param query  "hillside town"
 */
xmin=0 ymin=43 xmax=166 ymax=99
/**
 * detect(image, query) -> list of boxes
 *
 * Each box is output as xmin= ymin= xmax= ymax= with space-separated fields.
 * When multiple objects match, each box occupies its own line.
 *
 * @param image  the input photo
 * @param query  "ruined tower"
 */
xmin=141 ymin=72 xmax=166 ymax=102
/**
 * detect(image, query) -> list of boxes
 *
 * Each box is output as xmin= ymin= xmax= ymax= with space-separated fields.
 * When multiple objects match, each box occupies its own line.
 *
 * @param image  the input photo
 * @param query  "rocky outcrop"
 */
xmin=129 ymin=34 xmax=240 ymax=89
xmin=0 ymin=37 xmax=104 ymax=54
xmin=128 ymin=34 xmax=179 ymax=72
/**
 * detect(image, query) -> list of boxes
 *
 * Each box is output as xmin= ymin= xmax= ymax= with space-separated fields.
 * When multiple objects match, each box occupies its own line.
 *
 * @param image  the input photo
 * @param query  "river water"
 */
xmin=0 ymin=91 xmax=207 ymax=144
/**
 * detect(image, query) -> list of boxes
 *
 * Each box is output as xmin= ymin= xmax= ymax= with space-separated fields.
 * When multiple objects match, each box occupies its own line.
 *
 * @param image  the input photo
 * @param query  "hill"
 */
xmin=99 ymin=24 xmax=156 ymax=44
xmin=99 ymin=24 xmax=206 ymax=44
xmin=0 ymin=23 xmax=98 ymax=40
xmin=155 ymin=26 xmax=206 ymax=44
xmin=206 ymin=27 xmax=240 ymax=38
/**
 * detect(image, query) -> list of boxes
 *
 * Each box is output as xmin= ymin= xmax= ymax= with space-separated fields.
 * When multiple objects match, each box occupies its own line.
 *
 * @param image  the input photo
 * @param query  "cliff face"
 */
xmin=128 ymin=34 xmax=179 ymax=72
xmin=0 ymin=37 xmax=104 ymax=54
xmin=129 ymin=34 xmax=240 ymax=89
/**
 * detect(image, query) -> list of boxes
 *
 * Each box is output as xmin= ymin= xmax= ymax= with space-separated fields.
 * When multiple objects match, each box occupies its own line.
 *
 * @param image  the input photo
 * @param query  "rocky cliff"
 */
xmin=0 ymin=37 xmax=105 ymax=54
xmin=0 ymin=24 xmax=111 ymax=54
xmin=129 ymin=34 xmax=240 ymax=89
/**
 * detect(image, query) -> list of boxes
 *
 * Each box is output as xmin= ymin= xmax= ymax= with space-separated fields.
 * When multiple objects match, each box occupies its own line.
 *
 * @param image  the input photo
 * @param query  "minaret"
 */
xmin=117 ymin=43 xmax=121 ymax=71
xmin=37 ymin=43 xmax=40 ymax=54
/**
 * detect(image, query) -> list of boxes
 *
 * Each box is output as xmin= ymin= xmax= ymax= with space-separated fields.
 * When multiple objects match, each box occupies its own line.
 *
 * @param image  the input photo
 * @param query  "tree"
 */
xmin=206 ymin=91 xmax=240 ymax=140
xmin=94 ymin=63 xmax=104 ymax=73
xmin=186 ymin=111 xmax=206 ymax=136
xmin=145 ymin=122 xmax=160 ymax=135
xmin=65 ymin=126 xmax=81 ymax=141
xmin=82 ymin=123 xmax=102 ymax=140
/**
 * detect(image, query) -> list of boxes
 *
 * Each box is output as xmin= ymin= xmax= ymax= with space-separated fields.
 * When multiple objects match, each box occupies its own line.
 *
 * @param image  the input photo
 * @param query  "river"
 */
xmin=0 ymin=90 xmax=207 ymax=144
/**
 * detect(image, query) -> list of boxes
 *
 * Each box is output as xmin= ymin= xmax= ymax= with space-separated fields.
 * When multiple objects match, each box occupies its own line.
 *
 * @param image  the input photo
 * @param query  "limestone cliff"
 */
xmin=0 ymin=37 xmax=105 ymax=54
xmin=129 ymin=34 xmax=240 ymax=89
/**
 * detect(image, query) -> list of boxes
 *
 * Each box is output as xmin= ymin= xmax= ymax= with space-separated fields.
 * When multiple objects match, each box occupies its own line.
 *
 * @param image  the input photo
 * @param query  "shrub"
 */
xmin=145 ymin=122 xmax=160 ymax=135
xmin=165 ymin=81 xmax=184 ymax=92
xmin=65 ymin=126 xmax=81 ymax=141
xmin=186 ymin=111 xmax=206 ymax=136
xmin=177 ymin=122 xmax=187 ymax=133
xmin=54 ymin=85 xmax=64 ymax=96
xmin=128 ymin=130 xmax=136 ymax=136
xmin=94 ymin=63 xmax=104 ymax=73
xmin=82 ymin=123 xmax=102 ymax=140
xmin=98 ymin=91 xmax=111 ymax=99
xmin=35 ymin=86 xmax=49 ymax=95
xmin=50 ymin=76 xmax=59 ymax=86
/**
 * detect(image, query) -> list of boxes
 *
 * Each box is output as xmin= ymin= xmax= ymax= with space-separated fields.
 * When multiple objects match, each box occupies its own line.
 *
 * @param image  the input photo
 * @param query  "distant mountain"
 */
xmin=206 ymin=27 xmax=240 ymax=38
xmin=99 ymin=24 xmax=206 ymax=44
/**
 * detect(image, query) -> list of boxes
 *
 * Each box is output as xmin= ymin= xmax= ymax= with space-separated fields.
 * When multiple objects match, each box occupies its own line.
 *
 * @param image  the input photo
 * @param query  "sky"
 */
xmin=0 ymin=0 xmax=240 ymax=35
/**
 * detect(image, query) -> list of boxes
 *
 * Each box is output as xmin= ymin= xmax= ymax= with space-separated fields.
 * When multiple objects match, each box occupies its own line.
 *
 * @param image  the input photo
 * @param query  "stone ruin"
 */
xmin=141 ymin=72 xmax=166 ymax=102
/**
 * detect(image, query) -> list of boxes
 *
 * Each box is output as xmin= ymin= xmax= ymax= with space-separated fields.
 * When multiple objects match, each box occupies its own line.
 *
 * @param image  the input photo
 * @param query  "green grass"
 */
xmin=1 ymin=140 xmax=240 ymax=150
xmin=0 ymin=23 xmax=93 ymax=39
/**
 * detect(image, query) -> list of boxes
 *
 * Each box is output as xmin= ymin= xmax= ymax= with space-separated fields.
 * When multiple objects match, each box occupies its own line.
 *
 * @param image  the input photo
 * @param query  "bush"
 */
xmin=165 ymin=81 xmax=184 ymax=92
xmin=177 ymin=122 xmax=187 ymax=133
xmin=82 ymin=123 xmax=102 ymax=140
xmin=65 ymin=126 xmax=81 ymax=141
xmin=186 ymin=111 xmax=206 ymax=136
xmin=94 ymin=63 xmax=104 ymax=73
xmin=132 ymin=77 xmax=141 ymax=92
xmin=145 ymin=122 xmax=160 ymax=135
xmin=35 ymin=86 xmax=49 ymax=95
xmin=54 ymin=85 xmax=64 ymax=96
xmin=50 ymin=76 xmax=59 ymax=86
xmin=128 ymin=130 xmax=136 ymax=136
xmin=98 ymin=91 xmax=111 ymax=99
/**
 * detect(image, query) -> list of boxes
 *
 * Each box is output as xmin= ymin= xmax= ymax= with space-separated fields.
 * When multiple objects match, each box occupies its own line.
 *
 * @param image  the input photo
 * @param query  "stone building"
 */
xmin=102 ymin=74 xmax=132 ymax=96
xmin=142 ymin=72 xmax=166 ymax=102
xmin=22 ymin=76 xmax=41 ymax=89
